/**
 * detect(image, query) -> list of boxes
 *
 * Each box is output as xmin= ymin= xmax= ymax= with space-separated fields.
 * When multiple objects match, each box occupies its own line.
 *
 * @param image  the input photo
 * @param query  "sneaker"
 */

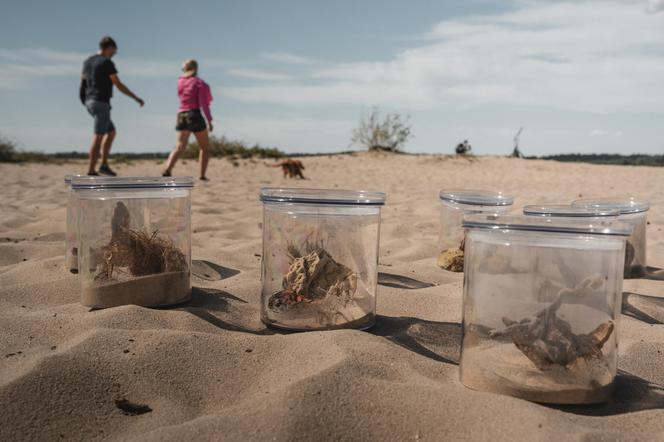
xmin=162 ymin=170 xmax=172 ymax=177
xmin=99 ymin=163 xmax=117 ymax=176
xmin=199 ymin=176 xmax=209 ymax=181
xmin=87 ymin=171 xmax=100 ymax=176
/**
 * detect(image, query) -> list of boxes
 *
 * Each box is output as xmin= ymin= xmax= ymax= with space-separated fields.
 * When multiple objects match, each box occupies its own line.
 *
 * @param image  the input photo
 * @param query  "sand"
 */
xmin=81 ymin=271 xmax=191 ymax=309
xmin=461 ymin=343 xmax=614 ymax=404
xmin=1 ymin=153 xmax=664 ymax=441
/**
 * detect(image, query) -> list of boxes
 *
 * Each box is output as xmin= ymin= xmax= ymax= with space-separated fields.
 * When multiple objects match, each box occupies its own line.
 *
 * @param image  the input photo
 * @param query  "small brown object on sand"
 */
xmin=67 ymin=247 xmax=78 ymax=273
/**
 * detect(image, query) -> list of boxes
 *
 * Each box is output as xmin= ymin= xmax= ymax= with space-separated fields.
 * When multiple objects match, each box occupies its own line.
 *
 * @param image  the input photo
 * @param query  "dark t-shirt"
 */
xmin=81 ymin=54 xmax=118 ymax=103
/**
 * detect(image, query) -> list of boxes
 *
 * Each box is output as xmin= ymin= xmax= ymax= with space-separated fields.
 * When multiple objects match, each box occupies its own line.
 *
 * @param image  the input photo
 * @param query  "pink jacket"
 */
xmin=178 ymin=76 xmax=213 ymax=122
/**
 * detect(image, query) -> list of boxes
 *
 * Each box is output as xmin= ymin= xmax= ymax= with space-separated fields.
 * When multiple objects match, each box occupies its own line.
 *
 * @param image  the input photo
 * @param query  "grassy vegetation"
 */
xmin=4 ymin=130 xmax=659 ymax=167
xmin=181 ymin=135 xmax=284 ymax=160
xmin=0 ymin=133 xmax=285 ymax=163
xmin=532 ymin=153 xmax=664 ymax=167
xmin=0 ymin=135 xmax=52 ymax=163
xmin=0 ymin=136 xmax=18 ymax=162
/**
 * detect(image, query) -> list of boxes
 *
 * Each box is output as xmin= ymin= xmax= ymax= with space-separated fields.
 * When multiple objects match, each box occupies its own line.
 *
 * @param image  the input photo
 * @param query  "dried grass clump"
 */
xmin=437 ymin=238 xmax=465 ymax=272
xmin=95 ymin=202 xmax=187 ymax=281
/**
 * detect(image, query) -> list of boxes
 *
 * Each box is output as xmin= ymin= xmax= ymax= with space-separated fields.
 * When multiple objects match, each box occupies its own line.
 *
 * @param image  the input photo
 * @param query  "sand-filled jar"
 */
xmin=460 ymin=214 xmax=632 ymax=404
xmin=64 ymin=174 xmax=85 ymax=273
xmin=573 ymin=198 xmax=650 ymax=278
xmin=259 ymin=188 xmax=386 ymax=331
xmin=437 ymin=190 xmax=513 ymax=272
xmin=72 ymin=177 xmax=193 ymax=308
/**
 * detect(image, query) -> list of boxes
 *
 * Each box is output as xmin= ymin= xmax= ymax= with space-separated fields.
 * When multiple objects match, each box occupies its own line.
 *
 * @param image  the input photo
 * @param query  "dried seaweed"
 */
xmin=114 ymin=398 xmax=152 ymax=416
xmin=268 ymin=240 xmax=357 ymax=311
xmin=489 ymin=276 xmax=614 ymax=370
xmin=94 ymin=202 xmax=187 ymax=281
xmin=437 ymin=238 xmax=465 ymax=272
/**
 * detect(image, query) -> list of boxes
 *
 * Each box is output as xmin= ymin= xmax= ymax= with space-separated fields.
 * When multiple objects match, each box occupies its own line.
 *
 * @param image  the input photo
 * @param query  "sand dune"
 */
xmin=1 ymin=153 xmax=663 ymax=441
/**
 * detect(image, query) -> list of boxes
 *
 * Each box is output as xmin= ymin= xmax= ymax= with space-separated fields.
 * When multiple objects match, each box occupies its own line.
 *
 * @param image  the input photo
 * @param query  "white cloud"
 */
xmin=644 ymin=0 xmax=664 ymax=13
xmin=224 ymin=1 xmax=664 ymax=114
xmin=226 ymin=68 xmax=292 ymax=81
xmin=589 ymin=129 xmax=624 ymax=137
xmin=0 ymin=48 xmax=181 ymax=89
xmin=260 ymin=51 xmax=317 ymax=65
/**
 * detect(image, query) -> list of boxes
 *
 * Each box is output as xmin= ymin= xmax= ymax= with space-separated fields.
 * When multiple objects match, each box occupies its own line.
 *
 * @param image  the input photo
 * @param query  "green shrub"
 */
xmin=535 ymin=153 xmax=664 ymax=167
xmin=182 ymin=135 xmax=285 ymax=159
xmin=351 ymin=107 xmax=413 ymax=152
xmin=0 ymin=135 xmax=18 ymax=162
xmin=0 ymin=134 xmax=52 ymax=163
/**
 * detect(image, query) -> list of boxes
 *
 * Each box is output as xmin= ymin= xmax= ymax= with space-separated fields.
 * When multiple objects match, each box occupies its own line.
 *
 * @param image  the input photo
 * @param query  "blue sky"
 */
xmin=0 ymin=0 xmax=663 ymax=155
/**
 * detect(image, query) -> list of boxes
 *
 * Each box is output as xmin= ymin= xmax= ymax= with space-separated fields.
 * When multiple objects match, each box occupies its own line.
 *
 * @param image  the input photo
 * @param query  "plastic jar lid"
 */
xmin=439 ymin=189 xmax=514 ymax=206
xmin=463 ymin=214 xmax=633 ymax=236
xmin=71 ymin=176 xmax=194 ymax=190
xmin=260 ymin=187 xmax=386 ymax=206
xmin=572 ymin=197 xmax=650 ymax=214
xmin=64 ymin=174 xmax=86 ymax=184
xmin=523 ymin=204 xmax=620 ymax=218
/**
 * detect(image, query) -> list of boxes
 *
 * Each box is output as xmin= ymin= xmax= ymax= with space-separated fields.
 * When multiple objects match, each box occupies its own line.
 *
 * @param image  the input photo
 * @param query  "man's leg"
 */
xmin=86 ymin=101 xmax=106 ymax=175
xmin=101 ymin=129 xmax=116 ymax=166
xmin=98 ymin=118 xmax=118 ymax=175
xmin=88 ymin=134 xmax=104 ymax=174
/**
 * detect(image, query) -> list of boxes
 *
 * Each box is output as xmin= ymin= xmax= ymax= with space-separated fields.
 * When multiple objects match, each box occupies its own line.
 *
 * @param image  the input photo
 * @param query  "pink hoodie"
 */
xmin=177 ymin=76 xmax=213 ymax=122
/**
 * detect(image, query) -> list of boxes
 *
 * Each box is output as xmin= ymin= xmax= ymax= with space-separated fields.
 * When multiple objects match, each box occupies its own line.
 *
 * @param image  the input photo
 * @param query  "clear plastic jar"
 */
xmin=523 ymin=204 xmax=620 ymax=219
xmin=259 ymin=188 xmax=386 ymax=331
xmin=71 ymin=177 xmax=194 ymax=308
xmin=437 ymin=190 xmax=513 ymax=272
xmin=64 ymin=174 xmax=85 ymax=273
xmin=460 ymin=214 xmax=632 ymax=404
xmin=573 ymin=198 xmax=650 ymax=278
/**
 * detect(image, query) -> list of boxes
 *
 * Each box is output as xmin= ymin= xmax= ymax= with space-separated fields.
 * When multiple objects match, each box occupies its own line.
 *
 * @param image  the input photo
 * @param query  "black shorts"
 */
xmin=175 ymin=109 xmax=207 ymax=132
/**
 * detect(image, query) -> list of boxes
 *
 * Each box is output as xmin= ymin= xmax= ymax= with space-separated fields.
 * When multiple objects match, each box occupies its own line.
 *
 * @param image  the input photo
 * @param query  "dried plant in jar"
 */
xmin=460 ymin=214 xmax=630 ymax=404
xmin=438 ymin=190 xmax=513 ymax=273
xmin=488 ymin=277 xmax=614 ymax=371
xmin=268 ymin=239 xmax=360 ymax=326
xmin=260 ymin=187 xmax=384 ymax=331
xmin=84 ymin=202 xmax=189 ymax=307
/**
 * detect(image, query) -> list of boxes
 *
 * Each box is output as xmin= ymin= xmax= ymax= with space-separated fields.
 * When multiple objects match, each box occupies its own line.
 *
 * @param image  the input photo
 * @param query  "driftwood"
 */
xmin=489 ymin=277 xmax=614 ymax=370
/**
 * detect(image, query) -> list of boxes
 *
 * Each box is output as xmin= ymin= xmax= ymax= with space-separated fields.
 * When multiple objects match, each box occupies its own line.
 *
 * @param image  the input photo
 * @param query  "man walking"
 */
xmin=80 ymin=36 xmax=144 ymax=176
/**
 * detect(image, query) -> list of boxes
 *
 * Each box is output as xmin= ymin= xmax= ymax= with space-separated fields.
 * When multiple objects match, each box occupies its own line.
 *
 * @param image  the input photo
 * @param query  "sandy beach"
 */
xmin=1 ymin=153 xmax=663 ymax=441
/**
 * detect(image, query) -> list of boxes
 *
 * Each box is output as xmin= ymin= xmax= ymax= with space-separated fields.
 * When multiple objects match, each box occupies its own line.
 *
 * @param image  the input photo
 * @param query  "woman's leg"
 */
xmin=164 ymin=130 xmax=191 ymax=175
xmin=193 ymin=129 xmax=210 ymax=179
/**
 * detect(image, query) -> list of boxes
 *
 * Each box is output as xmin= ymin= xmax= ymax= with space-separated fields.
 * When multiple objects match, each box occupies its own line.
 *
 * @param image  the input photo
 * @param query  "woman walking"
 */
xmin=163 ymin=59 xmax=213 ymax=180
